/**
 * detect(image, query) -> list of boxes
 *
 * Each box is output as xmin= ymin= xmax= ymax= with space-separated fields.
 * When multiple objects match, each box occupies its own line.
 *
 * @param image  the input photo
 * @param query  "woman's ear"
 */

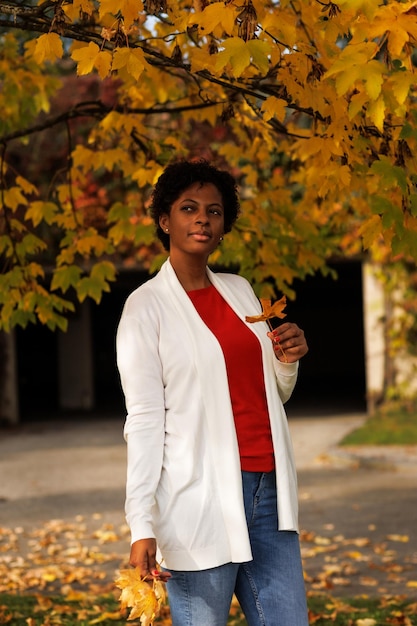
xmin=159 ymin=214 xmax=169 ymax=232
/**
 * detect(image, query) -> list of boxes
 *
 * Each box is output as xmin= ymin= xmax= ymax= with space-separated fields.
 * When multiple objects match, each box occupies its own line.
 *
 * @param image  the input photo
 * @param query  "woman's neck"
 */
xmin=169 ymin=255 xmax=211 ymax=292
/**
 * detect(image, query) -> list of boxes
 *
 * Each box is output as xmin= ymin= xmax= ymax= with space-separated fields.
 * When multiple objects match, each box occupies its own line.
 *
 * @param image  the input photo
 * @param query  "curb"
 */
xmin=317 ymin=445 xmax=417 ymax=471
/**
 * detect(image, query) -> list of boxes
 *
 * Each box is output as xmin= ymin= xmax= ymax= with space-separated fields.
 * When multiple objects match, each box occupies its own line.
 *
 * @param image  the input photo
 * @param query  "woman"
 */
xmin=116 ymin=159 xmax=309 ymax=626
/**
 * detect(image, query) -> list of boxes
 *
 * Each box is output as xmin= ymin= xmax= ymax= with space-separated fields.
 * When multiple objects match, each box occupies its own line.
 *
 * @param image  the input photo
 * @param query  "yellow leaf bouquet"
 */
xmin=115 ymin=568 xmax=166 ymax=625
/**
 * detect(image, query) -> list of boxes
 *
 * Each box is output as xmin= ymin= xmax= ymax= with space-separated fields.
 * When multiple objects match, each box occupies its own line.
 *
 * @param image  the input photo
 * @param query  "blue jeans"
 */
xmin=165 ymin=471 xmax=309 ymax=626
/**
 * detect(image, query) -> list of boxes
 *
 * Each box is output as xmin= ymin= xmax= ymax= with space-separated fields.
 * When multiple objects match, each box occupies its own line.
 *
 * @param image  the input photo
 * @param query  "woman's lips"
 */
xmin=189 ymin=231 xmax=211 ymax=241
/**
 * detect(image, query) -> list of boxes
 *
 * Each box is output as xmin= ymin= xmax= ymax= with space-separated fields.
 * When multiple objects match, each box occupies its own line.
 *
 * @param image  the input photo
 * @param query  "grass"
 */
xmin=340 ymin=400 xmax=417 ymax=445
xmin=1 ymin=592 xmax=417 ymax=625
xmin=306 ymin=595 xmax=417 ymax=625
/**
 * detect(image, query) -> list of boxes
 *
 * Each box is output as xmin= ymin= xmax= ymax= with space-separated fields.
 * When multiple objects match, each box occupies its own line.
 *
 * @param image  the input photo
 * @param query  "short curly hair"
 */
xmin=150 ymin=159 xmax=240 ymax=251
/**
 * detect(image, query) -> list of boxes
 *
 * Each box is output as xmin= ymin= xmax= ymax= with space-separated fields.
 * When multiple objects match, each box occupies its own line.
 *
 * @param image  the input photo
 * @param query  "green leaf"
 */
xmin=370 ymin=158 xmax=407 ymax=193
xmin=90 ymin=260 xmax=117 ymax=284
xmin=76 ymin=277 xmax=104 ymax=303
xmin=16 ymin=233 xmax=47 ymax=257
xmin=51 ymin=265 xmax=82 ymax=293
xmin=107 ymin=202 xmax=132 ymax=223
xmin=26 ymin=201 xmax=59 ymax=226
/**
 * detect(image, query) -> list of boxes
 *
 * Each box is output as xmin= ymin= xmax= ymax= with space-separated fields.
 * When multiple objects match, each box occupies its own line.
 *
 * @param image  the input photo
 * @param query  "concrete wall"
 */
xmin=57 ymin=301 xmax=94 ymax=411
xmin=0 ymin=330 xmax=19 ymax=424
xmin=361 ymin=262 xmax=385 ymax=413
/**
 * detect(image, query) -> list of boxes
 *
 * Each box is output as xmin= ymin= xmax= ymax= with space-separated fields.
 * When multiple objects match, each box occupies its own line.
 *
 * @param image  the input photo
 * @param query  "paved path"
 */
xmin=0 ymin=413 xmax=416 ymax=598
xmin=0 ymin=413 xmax=367 ymax=526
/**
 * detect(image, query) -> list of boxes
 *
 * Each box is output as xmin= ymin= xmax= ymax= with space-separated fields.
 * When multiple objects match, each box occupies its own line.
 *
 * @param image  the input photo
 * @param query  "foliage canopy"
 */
xmin=1 ymin=0 xmax=417 ymax=330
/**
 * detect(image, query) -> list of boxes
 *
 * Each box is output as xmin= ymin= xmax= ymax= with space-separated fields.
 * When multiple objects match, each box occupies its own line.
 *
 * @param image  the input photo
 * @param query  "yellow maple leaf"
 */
xmin=112 ymin=47 xmax=146 ymax=81
xmin=100 ymin=0 xmax=144 ymax=26
xmin=63 ymin=0 xmax=93 ymax=21
xmin=262 ymin=11 xmax=297 ymax=48
xmin=215 ymin=38 xmax=251 ymax=78
xmin=95 ymin=50 xmax=112 ymax=79
xmin=361 ymin=60 xmax=384 ymax=100
xmin=190 ymin=45 xmax=218 ymax=73
xmin=192 ymin=2 xmax=236 ymax=36
xmin=324 ymin=41 xmax=378 ymax=79
xmin=4 ymin=186 xmax=28 ymax=211
xmin=245 ymin=295 xmax=287 ymax=324
xmin=367 ymin=94 xmax=385 ymax=132
xmin=71 ymin=42 xmax=99 ymax=74
xmin=26 ymin=201 xmax=58 ymax=227
xmin=133 ymin=161 xmax=164 ymax=186
xmin=115 ymin=568 xmax=166 ymax=625
xmin=389 ymin=71 xmax=414 ymax=107
xmin=33 ymin=33 xmax=63 ymax=64
xmin=358 ymin=214 xmax=382 ymax=250
xmin=246 ymin=39 xmax=271 ymax=75
xmin=16 ymin=175 xmax=37 ymax=195
xmin=261 ymin=96 xmax=287 ymax=123
xmin=71 ymin=42 xmax=111 ymax=78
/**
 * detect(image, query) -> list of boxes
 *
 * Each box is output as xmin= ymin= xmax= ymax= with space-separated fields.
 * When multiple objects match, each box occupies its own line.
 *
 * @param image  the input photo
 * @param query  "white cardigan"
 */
xmin=116 ymin=259 xmax=300 ymax=571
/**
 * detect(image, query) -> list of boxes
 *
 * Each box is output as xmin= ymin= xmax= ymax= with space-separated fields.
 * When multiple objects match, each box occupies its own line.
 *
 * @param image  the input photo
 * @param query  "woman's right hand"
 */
xmin=129 ymin=538 xmax=172 ymax=581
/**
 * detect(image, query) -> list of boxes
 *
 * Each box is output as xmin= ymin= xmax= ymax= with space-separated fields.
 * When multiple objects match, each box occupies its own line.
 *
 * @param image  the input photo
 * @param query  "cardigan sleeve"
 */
xmin=272 ymin=358 xmax=299 ymax=404
xmin=116 ymin=308 xmax=165 ymax=543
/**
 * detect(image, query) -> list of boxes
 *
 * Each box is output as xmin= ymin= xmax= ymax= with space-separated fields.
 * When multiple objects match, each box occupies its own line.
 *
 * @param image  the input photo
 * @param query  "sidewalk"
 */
xmin=289 ymin=413 xmax=417 ymax=471
xmin=1 ymin=412 xmax=416 ymax=598
xmin=1 ymin=412 xmax=416 ymax=523
xmin=0 ymin=412 xmax=370 ymax=509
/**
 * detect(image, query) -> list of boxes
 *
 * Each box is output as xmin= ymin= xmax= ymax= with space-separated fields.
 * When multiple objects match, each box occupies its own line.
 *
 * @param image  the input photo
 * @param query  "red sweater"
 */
xmin=188 ymin=285 xmax=274 ymax=472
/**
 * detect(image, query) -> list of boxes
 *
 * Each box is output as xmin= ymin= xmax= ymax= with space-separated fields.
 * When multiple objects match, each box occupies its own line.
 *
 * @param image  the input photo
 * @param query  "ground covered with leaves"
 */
xmin=1 ymin=514 xmax=416 ymax=625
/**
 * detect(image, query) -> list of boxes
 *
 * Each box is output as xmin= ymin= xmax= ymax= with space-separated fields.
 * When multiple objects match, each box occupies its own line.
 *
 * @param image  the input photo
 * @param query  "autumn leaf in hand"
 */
xmin=115 ymin=568 xmax=166 ymax=624
xmin=245 ymin=295 xmax=288 ymax=362
xmin=245 ymin=295 xmax=287 ymax=324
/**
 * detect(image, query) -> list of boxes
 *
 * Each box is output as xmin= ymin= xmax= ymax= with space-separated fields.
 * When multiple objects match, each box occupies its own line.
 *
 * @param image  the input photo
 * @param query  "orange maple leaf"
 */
xmin=245 ymin=295 xmax=287 ymax=324
xmin=245 ymin=295 xmax=288 ymax=362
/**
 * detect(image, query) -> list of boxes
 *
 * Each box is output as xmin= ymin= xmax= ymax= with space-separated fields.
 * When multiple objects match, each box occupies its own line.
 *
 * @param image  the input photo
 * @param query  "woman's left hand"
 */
xmin=267 ymin=322 xmax=308 ymax=363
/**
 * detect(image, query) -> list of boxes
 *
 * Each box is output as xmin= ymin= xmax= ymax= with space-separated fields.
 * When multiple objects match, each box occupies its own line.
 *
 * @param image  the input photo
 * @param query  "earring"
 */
xmin=219 ymin=236 xmax=223 ymax=241
xmin=165 ymin=228 xmax=169 ymax=233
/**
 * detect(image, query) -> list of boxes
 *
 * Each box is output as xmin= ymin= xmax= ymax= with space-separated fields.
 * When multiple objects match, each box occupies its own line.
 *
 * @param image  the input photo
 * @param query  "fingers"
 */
xmin=267 ymin=331 xmax=288 ymax=362
xmin=129 ymin=538 xmax=155 ymax=577
xmin=129 ymin=539 xmax=172 ymax=581
xmin=149 ymin=569 xmax=172 ymax=582
xmin=268 ymin=322 xmax=308 ymax=362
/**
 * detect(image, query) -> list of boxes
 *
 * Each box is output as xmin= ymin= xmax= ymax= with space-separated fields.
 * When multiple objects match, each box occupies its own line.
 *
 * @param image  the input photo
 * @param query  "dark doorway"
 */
xmin=15 ymin=261 xmax=366 ymax=421
xmin=90 ymin=270 xmax=149 ymax=417
xmin=284 ymin=260 xmax=367 ymax=416
xmin=16 ymin=324 xmax=59 ymax=418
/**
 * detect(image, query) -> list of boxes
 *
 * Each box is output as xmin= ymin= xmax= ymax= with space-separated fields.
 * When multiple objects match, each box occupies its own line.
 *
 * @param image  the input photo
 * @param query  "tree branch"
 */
xmin=0 ymin=99 xmax=226 ymax=144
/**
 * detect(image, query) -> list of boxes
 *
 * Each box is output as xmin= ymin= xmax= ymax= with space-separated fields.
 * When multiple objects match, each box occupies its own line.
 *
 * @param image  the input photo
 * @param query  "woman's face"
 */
xmin=159 ymin=182 xmax=225 ymax=260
